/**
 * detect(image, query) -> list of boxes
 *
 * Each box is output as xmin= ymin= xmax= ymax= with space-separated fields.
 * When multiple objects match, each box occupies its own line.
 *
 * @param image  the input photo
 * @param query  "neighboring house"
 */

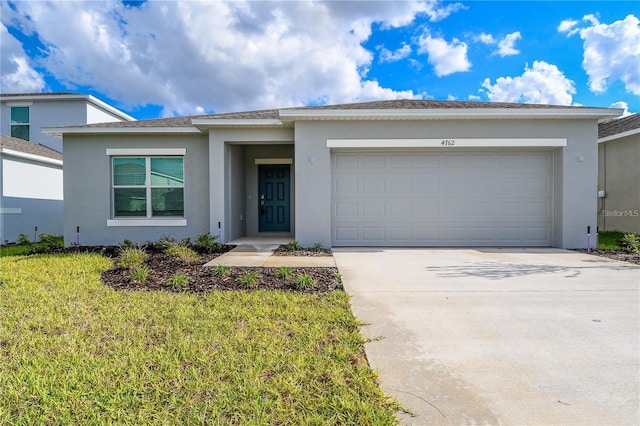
xmin=0 ymin=92 xmax=134 ymax=243
xmin=597 ymin=114 xmax=640 ymax=234
xmin=45 ymin=100 xmax=621 ymax=249
xmin=0 ymin=135 xmax=63 ymax=243
xmin=1 ymin=92 xmax=135 ymax=152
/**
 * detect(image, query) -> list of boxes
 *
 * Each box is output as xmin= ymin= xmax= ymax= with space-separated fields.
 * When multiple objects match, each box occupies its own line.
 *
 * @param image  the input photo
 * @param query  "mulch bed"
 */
xmin=100 ymin=250 xmax=342 ymax=295
xmin=573 ymin=249 xmax=640 ymax=265
xmin=272 ymin=245 xmax=333 ymax=257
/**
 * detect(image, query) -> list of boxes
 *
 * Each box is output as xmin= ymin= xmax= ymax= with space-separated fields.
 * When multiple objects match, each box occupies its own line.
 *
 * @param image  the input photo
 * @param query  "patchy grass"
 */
xmin=0 ymin=254 xmax=400 ymax=424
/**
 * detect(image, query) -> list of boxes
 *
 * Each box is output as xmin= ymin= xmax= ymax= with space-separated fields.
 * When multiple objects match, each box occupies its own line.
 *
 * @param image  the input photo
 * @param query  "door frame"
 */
xmin=257 ymin=163 xmax=292 ymax=233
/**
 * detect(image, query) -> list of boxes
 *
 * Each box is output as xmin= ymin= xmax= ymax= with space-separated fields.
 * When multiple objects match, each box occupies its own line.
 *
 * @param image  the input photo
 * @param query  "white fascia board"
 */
xmin=191 ymin=119 xmax=284 ymax=127
xmin=86 ymin=95 xmax=136 ymax=121
xmin=0 ymin=148 xmax=63 ymax=166
xmin=327 ymin=138 xmax=568 ymax=148
xmin=42 ymin=127 xmax=200 ymax=138
xmin=281 ymin=107 xmax=623 ymax=121
xmin=598 ymin=127 xmax=640 ymax=143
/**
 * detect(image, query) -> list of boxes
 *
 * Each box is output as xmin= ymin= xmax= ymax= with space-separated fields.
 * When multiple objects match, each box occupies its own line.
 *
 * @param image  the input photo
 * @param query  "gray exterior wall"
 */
xmin=293 ymin=119 xmax=599 ymax=249
xmin=598 ymin=134 xmax=640 ymax=233
xmin=1 ymin=99 xmax=129 ymax=152
xmin=63 ymin=133 xmax=210 ymax=246
xmin=208 ymin=128 xmax=294 ymax=243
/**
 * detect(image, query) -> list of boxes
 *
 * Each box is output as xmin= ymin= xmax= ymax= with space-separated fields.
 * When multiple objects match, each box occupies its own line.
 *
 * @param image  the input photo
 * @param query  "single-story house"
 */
xmin=45 ymin=100 xmax=621 ymax=248
xmin=0 ymin=135 xmax=63 ymax=243
xmin=597 ymin=113 xmax=640 ymax=234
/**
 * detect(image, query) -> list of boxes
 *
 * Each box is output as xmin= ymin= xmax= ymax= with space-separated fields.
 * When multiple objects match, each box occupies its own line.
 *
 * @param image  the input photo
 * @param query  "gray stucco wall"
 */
xmin=1 ymin=197 xmax=63 ymax=243
xmin=1 ymin=100 xmax=88 ymax=152
xmin=293 ymin=119 xmax=600 ymax=249
xmin=63 ymin=133 xmax=210 ymax=246
xmin=598 ymin=134 xmax=640 ymax=234
xmin=208 ymin=128 xmax=294 ymax=243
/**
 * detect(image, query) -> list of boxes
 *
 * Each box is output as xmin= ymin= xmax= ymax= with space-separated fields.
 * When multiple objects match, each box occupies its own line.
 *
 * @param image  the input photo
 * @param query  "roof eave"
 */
xmin=278 ymin=107 xmax=624 ymax=121
xmin=0 ymin=147 xmax=63 ymax=165
xmin=598 ymin=127 xmax=640 ymax=143
xmin=42 ymin=126 xmax=201 ymax=138
xmin=191 ymin=118 xmax=286 ymax=129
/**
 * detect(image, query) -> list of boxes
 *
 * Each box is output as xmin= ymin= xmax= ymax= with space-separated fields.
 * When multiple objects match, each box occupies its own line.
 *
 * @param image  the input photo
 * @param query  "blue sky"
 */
xmin=1 ymin=0 xmax=638 ymax=119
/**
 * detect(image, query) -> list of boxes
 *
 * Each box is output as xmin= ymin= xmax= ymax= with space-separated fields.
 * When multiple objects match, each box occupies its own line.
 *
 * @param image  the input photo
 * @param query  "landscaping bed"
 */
xmin=101 ymin=251 xmax=342 ymax=294
xmin=273 ymin=243 xmax=333 ymax=257
xmin=574 ymin=248 xmax=640 ymax=265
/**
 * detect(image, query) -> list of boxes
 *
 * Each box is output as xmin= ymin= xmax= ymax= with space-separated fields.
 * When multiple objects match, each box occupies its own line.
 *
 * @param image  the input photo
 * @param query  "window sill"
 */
xmin=107 ymin=219 xmax=187 ymax=227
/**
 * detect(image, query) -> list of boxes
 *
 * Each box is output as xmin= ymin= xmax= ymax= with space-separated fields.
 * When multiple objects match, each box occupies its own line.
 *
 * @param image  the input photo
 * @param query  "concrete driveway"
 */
xmin=333 ymin=248 xmax=640 ymax=425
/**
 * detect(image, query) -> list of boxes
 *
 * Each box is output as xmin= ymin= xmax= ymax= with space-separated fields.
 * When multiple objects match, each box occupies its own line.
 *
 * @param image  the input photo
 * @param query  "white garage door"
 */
xmin=331 ymin=151 xmax=553 ymax=246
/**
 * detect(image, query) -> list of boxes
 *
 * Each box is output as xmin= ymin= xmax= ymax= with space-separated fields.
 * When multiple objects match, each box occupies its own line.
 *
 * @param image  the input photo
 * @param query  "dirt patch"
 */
xmin=101 ymin=251 xmax=342 ymax=295
xmin=573 ymin=249 xmax=640 ymax=265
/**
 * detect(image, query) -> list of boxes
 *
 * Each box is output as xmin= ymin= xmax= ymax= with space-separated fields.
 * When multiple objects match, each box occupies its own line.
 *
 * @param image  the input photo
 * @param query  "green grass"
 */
xmin=598 ymin=231 xmax=627 ymax=250
xmin=0 ymin=254 xmax=400 ymax=424
xmin=0 ymin=244 xmax=30 ymax=257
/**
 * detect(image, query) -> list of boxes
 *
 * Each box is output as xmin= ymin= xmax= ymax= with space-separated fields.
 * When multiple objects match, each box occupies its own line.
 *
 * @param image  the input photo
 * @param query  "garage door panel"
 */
xmin=332 ymin=151 xmax=553 ymax=247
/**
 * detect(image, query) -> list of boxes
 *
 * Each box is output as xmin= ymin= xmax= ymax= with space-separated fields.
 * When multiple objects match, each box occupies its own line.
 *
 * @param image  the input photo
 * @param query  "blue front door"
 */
xmin=258 ymin=165 xmax=290 ymax=232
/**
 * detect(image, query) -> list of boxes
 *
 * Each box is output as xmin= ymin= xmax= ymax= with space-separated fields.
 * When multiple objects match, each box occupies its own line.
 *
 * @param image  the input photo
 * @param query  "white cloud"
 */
xmin=378 ymin=43 xmax=412 ymax=63
xmin=0 ymin=23 xmax=45 ymax=93
xmin=477 ymin=33 xmax=495 ymax=44
xmin=557 ymin=19 xmax=578 ymax=33
xmin=481 ymin=60 xmax=576 ymax=105
xmin=496 ymin=31 xmax=521 ymax=57
xmin=0 ymin=0 xmax=441 ymax=116
xmin=562 ymin=14 xmax=640 ymax=95
xmin=475 ymin=31 xmax=521 ymax=56
xmin=609 ymin=101 xmax=632 ymax=116
xmin=423 ymin=2 xmax=467 ymax=22
xmin=418 ymin=32 xmax=470 ymax=76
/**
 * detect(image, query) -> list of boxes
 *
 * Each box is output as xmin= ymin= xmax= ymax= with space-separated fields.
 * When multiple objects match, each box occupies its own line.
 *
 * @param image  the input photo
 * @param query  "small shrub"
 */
xmin=622 ymin=233 xmax=640 ymax=254
xmin=164 ymin=242 xmax=200 ymax=263
xmin=237 ymin=271 xmax=260 ymax=288
xmin=25 ymin=233 xmax=64 ymax=254
xmin=122 ymin=239 xmax=134 ymax=248
xmin=295 ymin=273 xmax=316 ymax=290
xmin=211 ymin=265 xmax=232 ymax=277
xmin=167 ymin=272 xmax=189 ymax=287
xmin=312 ymin=242 xmax=324 ymax=251
xmin=130 ymin=266 xmax=151 ymax=284
xmin=194 ymin=232 xmax=222 ymax=253
xmin=275 ymin=266 xmax=293 ymax=279
xmin=17 ymin=233 xmax=30 ymax=245
xmin=286 ymin=240 xmax=301 ymax=251
xmin=118 ymin=246 xmax=149 ymax=270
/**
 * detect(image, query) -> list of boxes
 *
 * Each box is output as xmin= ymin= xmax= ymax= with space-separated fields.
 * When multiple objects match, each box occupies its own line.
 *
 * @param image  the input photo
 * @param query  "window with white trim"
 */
xmin=11 ymin=106 xmax=30 ymax=141
xmin=112 ymin=156 xmax=184 ymax=218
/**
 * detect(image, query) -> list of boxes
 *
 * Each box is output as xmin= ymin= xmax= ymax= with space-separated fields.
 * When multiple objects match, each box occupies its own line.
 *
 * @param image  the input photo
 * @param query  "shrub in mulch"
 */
xmin=101 ymin=251 xmax=342 ymax=295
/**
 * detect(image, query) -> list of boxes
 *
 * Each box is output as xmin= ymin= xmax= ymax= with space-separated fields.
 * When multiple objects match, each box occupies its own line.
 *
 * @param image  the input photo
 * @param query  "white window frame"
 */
xmin=106 ymin=148 xmax=187 ymax=227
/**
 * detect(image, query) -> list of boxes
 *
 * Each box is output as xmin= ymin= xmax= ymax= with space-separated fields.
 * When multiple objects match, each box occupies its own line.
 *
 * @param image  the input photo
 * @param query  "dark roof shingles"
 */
xmin=598 ymin=114 xmax=640 ymax=139
xmin=62 ymin=99 xmax=613 ymax=130
xmin=0 ymin=135 xmax=63 ymax=161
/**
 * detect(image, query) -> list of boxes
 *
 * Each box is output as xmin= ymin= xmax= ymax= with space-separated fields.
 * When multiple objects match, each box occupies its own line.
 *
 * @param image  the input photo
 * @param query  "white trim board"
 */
xmin=107 ymin=219 xmax=187 ymax=227
xmin=254 ymin=158 xmax=293 ymax=164
xmin=106 ymin=148 xmax=186 ymax=156
xmin=326 ymin=138 xmax=567 ymax=148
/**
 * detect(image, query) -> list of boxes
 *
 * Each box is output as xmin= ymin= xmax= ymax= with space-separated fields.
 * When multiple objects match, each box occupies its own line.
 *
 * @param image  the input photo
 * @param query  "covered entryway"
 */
xmin=331 ymin=150 xmax=553 ymax=246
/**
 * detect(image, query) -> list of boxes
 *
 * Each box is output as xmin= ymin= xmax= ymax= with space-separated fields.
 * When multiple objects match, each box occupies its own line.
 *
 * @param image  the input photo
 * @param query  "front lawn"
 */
xmin=0 ymin=254 xmax=400 ymax=424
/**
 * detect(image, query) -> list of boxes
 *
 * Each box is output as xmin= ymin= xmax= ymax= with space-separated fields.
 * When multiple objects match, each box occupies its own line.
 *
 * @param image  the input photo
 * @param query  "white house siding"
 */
xmin=86 ymin=103 xmax=129 ymax=125
xmin=1 ymin=155 xmax=63 ymax=242
xmin=294 ymin=119 xmax=599 ymax=249
xmin=62 ymin=134 xmax=210 ymax=246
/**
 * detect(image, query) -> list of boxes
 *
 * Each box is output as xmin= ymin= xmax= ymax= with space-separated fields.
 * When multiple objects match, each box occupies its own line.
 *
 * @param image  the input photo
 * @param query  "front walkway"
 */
xmin=204 ymin=239 xmax=335 ymax=267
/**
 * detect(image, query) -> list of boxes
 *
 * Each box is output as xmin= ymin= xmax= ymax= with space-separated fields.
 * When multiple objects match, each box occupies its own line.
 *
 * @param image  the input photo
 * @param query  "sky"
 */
xmin=1 ymin=0 xmax=639 ymax=120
